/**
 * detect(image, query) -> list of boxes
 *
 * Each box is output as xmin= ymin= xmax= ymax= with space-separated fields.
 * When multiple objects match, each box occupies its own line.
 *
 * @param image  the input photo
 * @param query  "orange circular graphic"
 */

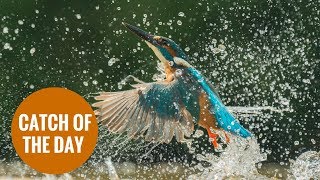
xmin=11 ymin=87 xmax=98 ymax=174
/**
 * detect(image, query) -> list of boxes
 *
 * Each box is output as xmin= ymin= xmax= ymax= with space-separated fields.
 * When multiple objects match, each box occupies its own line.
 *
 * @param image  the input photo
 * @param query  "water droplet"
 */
xmin=212 ymin=48 xmax=221 ymax=54
xmin=108 ymin=57 xmax=119 ymax=66
xmin=30 ymin=48 xmax=36 ymax=55
xmin=3 ymin=27 xmax=8 ymax=33
xmin=218 ymin=44 xmax=226 ymax=51
xmin=178 ymin=12 xmax=185 ymax=17
xmin=75 ymin=14 xmax=81 ymax=19
xmin=3 ymin=43 xmax=11 ymax=50
xmin=177 ymin=20 xmax=182 ymax=25
xmin=211 ymin=39 xmax=217 ymax=44
xmin=193 ymin=129 xmax=204 ymax=138
xmin=175 ymin=69 xmax=182 ymax=77
xmin=18 ymin=20 xmax=24 ymax=25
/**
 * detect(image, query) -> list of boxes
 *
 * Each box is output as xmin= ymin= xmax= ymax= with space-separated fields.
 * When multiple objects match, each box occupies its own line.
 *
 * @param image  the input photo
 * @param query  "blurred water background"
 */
xmin=1 ymin=0 xmax=319 ymax=179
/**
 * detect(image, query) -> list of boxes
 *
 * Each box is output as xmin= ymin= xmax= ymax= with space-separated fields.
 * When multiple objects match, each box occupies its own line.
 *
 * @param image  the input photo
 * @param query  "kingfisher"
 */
xmin=93 ymin=23 xmax=252 ymax=149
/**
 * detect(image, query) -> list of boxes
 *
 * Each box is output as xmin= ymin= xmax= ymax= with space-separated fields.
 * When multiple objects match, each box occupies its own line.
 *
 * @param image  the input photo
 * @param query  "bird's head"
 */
xmin=123 ymin=23 xmax=192 ymax=69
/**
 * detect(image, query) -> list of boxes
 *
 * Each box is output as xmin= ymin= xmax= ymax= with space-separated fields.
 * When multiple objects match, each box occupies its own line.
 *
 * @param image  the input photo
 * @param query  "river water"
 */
xmin=1 ymin=137 xmax=319 ymax=179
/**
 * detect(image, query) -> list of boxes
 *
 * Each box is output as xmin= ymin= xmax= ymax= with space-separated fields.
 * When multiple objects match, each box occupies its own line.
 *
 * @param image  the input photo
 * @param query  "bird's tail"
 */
xmin=214 ymin=105 xmax=252 ymax=138
xmin=188 ymin=67 xmax=252 ymax=138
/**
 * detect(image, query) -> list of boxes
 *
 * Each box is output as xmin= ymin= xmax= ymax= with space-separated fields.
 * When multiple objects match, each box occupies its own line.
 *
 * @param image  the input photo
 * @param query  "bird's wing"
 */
xmin=92 ymin=75 xmax=201 ymax=144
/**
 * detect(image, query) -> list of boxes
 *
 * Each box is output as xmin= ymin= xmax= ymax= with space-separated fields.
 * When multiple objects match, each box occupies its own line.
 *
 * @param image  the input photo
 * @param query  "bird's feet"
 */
xmin=207 ymin=130 xmax=219 ymax=148
xmin=206 ymin=128 xmax=230 ymax=150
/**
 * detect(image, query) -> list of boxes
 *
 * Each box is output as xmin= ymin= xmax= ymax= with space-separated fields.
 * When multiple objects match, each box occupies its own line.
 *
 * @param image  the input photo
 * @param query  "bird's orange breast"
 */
xmin=164 ymin=45 xmax=177 ymax=57
xmin=198 ymin=92 xmax=218 ymax=130
xmin=163 ymin=62 xmax=176 ymax=82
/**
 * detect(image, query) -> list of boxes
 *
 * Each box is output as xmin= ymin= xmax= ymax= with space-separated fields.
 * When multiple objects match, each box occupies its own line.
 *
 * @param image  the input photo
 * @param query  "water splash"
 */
xmin=228 ymin=106 xmax=292 ymax=117
xmin=1 ymin=139 xmax=319 ymax=178
xmin=189 ymin=136 xmax=268 ymax=179
xmin=289 ymin=151 xmax=320 ymax=180
xmin=105 ymin=157 xmax=120 ymax=180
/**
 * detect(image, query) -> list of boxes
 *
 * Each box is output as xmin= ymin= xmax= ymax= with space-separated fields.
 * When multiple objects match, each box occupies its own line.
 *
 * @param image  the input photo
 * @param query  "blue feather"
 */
xmin=188 ymin=68 xmax=252 ymax=138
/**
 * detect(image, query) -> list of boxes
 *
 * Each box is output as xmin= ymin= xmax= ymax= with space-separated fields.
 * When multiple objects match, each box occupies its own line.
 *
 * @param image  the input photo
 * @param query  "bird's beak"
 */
xmin=122 ymin=22 xmax=159 ymax=46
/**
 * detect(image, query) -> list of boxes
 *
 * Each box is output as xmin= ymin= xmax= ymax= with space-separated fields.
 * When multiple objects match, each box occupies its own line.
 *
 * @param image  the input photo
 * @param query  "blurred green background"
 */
xmin=1 ymin=0 xmax=319 ymax=165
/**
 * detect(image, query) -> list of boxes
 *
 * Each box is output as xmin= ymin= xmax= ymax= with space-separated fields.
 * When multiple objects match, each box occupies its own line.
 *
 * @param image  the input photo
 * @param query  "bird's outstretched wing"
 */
xmin=92 ymin=74 xmax=201 ymax=144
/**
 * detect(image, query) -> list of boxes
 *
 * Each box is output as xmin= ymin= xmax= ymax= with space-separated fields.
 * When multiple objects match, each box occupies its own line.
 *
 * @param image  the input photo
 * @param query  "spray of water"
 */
xmin=186 ymin=135 xmax=266 ymax=179
xmin=289 ymin=151 xmax=320 ymax=180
